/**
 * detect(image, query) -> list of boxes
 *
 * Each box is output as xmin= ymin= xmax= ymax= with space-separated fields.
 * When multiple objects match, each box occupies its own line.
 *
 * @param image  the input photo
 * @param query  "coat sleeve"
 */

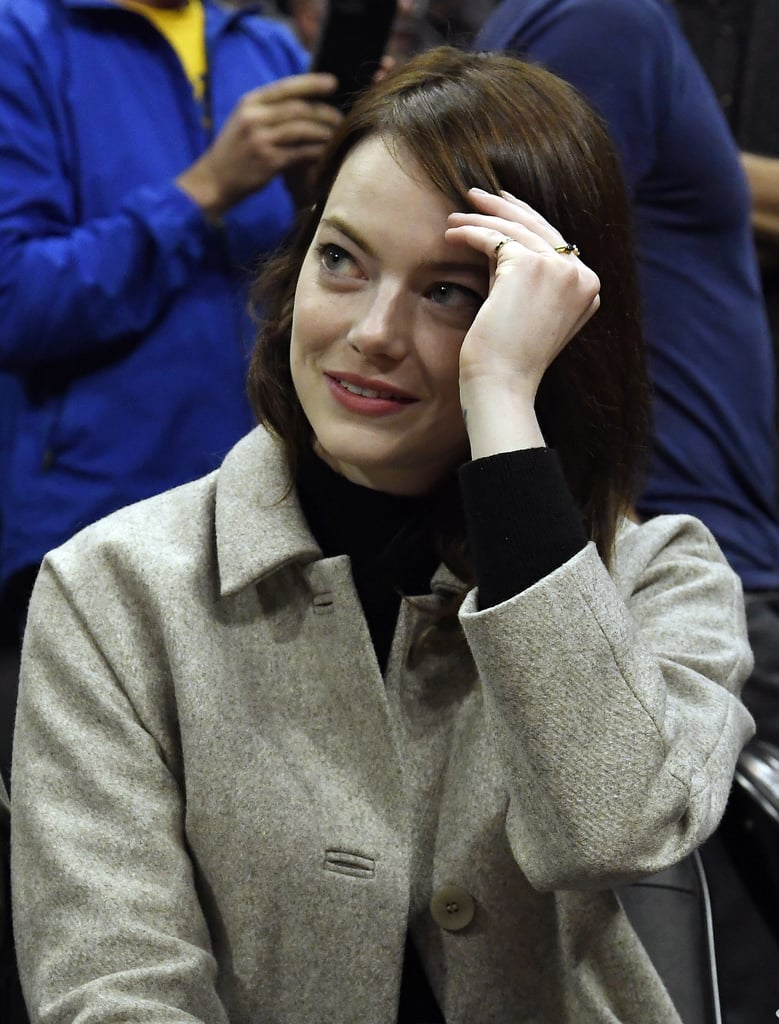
xmin=11 ymin=556 xmax=229 ymax=1024
xmin=458 ymin=514 xmax=755 ymax=891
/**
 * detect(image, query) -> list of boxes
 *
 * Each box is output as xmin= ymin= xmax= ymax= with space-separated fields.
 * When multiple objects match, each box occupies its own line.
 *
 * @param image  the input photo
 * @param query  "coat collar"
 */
xmin=213 ymin=426 xmax=466 ymax=600
xmin=214 ymin=426 xmax=322 ymax=597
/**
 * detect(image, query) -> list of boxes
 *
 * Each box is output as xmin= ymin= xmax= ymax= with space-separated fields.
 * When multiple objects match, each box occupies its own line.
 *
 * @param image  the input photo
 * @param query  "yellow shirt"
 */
xmin=119 ymin=0 xmax=207 ymax=100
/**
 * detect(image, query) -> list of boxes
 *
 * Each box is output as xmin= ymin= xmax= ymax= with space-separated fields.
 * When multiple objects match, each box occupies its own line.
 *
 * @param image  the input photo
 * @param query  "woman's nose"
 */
xmin=347 ymin=285 xmax=411 ymax=362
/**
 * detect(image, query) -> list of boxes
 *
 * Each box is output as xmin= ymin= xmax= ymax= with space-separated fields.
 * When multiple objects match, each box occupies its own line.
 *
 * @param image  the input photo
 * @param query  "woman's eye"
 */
xmin=317 ymin=243 xmax=358 ymax=276
xmin=429 ymin=282 xmax=483 ymax=311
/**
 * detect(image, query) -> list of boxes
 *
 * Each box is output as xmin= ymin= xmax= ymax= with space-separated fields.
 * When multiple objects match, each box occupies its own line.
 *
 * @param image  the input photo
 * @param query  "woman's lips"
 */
xmin=325 ymin=372 xmax=417 ymax=416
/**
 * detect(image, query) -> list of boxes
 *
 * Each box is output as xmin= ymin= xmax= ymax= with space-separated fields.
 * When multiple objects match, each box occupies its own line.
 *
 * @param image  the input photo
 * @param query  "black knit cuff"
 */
xmin=458 ymin=448 xmax=588 ymax=609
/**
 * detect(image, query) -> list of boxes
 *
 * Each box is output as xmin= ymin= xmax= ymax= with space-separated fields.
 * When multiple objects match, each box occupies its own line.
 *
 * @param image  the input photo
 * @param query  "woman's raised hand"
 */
xmin=445 ymin=188 xmax=600 ymax=457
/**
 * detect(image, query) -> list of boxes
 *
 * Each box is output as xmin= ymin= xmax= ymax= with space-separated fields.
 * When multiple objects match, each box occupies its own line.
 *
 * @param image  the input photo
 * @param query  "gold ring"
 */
xmin=553 ymin=241 xmax=580 ymax=256
xmin=494 ymin=237 xmax=512 ymax=258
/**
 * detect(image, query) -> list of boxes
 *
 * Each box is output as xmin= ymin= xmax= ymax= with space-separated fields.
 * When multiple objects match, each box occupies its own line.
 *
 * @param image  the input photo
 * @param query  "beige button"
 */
xmin=429 ymin=884 xmax=475 ymax=932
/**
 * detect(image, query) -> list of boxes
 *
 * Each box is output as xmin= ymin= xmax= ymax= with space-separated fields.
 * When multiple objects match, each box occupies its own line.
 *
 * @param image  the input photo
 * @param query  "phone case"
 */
xmin=312 ymin=0 xmax=398 ymax=112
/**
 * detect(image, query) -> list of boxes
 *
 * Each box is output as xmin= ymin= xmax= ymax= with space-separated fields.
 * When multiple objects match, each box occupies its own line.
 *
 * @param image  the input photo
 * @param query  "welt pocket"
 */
xmin=323 ymin=848 xmax=376 ymax=879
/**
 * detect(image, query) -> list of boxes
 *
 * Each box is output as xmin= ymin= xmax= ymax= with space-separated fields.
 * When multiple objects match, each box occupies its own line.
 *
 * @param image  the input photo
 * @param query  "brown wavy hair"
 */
xmin=248 ymin=46 xmax=649 ymax=573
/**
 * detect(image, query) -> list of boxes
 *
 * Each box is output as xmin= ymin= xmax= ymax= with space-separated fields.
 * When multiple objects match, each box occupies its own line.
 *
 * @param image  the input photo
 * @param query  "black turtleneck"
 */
xmin=297 ymin=444 xmax=587 ymax=622
xmin=296 ymin=445 xmax=442 ymax=673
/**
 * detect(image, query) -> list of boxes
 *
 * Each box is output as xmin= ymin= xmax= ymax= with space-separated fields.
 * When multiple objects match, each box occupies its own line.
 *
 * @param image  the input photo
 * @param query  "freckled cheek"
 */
xmin=427 ymin=343 xmax=463 ymax=401
xmin=429 ymin=354 xmax=467 ymax=439
xmin=290 ymin=315 xmax=325 ymax=368
xmin=291 ymin=291 xmax=349 ymax=361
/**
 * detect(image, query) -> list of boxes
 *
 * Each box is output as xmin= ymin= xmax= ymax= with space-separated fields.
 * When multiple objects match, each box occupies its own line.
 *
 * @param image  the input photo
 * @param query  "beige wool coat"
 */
xmin=12 ymin=427 xmax=754 ymax=1024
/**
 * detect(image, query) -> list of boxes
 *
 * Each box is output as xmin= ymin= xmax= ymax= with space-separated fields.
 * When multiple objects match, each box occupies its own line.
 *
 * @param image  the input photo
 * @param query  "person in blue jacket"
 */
xmin=475 ymin=0 xmax=779 ymax=747
xmin=0 ymin=0 xmax=341 ymax=651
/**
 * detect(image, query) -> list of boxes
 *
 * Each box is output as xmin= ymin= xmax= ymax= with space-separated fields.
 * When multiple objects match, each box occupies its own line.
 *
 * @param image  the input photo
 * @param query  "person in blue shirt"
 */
xmin=0 ymin=0 xmax=340 ymax=650
xmin=475 ymin=0 xmax=779 ymax=749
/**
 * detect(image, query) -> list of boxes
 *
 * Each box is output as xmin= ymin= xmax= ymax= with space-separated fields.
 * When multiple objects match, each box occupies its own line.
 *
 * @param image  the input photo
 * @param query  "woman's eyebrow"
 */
xmin=319 ymin=215 xmax=376 ymax=259
xmin=319 ymin=214 xmax=486 ymax=277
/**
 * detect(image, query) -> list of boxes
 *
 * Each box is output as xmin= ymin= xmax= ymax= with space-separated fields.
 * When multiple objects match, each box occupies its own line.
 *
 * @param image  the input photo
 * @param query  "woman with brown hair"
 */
xmin=12 ymin=47 xmax=752 ymax=1024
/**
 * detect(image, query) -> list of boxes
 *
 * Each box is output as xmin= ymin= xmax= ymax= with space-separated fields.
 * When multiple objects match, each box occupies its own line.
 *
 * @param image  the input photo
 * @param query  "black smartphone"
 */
xmin=312 ymin=0 xmax=398 ymax=112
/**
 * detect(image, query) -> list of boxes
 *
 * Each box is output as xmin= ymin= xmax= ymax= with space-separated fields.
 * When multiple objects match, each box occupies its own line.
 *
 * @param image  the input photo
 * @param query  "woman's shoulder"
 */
xmin=49 ymin=467 xmax=220 ymax=579
xmin=39 ymin=426 xmax=290 ymax=595
xmin=612 ymin=512 xmax=735 ymax=591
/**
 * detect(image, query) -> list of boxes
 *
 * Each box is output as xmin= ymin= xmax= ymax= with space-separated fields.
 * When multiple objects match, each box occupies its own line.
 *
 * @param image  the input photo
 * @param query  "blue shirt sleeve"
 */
xmin=0 ymin=5 xmax=306 ymax=374
xmin=0 ymin=14 xmax=220 ymax=372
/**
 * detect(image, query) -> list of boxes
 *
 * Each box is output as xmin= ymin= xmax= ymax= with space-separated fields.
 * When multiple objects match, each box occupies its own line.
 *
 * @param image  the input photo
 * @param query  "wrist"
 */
xmin=459 ymin=377 xmax=545 ymax=459
xmin=176 ymin=163 xmax=231 ymax=222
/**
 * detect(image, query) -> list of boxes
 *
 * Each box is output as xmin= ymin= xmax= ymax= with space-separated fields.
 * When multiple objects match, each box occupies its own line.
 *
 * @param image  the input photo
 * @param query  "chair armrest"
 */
xmin=734 ymin=739 xmax=779 ymax=823
xmin=617 ymin=850 xmax=721 ymax=1024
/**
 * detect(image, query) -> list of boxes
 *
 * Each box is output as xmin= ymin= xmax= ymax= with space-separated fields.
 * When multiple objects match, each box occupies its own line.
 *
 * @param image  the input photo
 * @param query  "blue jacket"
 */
xmin=476 ymin=0 xmax=779 ymax=590
xmin=0 ymin=0 xmax=307 ymax=587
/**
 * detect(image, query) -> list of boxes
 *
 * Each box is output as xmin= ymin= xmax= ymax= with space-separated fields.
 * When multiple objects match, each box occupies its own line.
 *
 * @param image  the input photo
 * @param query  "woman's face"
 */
xmin=290 ymin=137 xmax=488 ymax=495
